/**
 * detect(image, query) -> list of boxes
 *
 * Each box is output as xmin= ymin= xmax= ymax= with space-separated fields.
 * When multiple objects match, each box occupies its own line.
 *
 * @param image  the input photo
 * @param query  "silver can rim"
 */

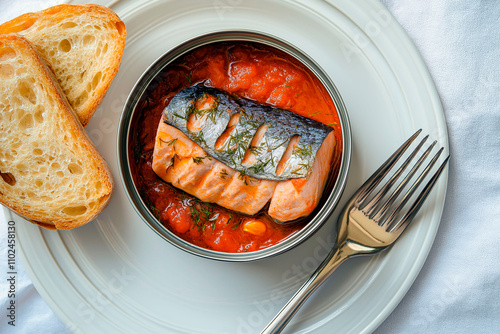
xmin=117 ymin=30 xmax=352 ymax=262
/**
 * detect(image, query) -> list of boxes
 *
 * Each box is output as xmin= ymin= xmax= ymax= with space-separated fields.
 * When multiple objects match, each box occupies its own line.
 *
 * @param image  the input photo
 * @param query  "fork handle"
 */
xmin=261 ymin=243 xmax=356 ymax=334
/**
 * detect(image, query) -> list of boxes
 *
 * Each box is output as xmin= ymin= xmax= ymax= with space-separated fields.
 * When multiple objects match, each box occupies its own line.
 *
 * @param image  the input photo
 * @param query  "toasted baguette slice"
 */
xmin=0 ymin=4 xmax=126 ymax=126
xmin=0 ymin=34 xmax=114 ymax=230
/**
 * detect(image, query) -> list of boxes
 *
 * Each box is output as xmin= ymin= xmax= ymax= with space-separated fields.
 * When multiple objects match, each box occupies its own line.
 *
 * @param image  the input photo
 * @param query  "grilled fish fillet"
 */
xmin=164 ymin=86 xmax=333 ymax=181
xmin=152 ymin=120 xmax=277 ymax=215
xmin=152 ymin=87 xmax=338 ymax=222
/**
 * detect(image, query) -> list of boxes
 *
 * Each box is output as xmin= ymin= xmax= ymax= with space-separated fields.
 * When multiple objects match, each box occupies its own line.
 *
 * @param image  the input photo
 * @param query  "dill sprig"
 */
xmin=293 ymin=144 xmax=313 ymax=160
xmin=219 ymin=168 xmax=229 ymax=179
xmin=231 ymin=216 xmax=242 ymax=230
xmin=188 ymin=199 xmax=218 ymax=233
xmin=290 ymin=162 xmax=310 ymax=176
xmin=237 ymin=170 xmax=249 ymax=185
xmin=184 ymin=73 xmax=193 ymax=84
xmin=264 ymin=137 xmax=276 ymax=167
xmin=237 ymin=170 xmax=257 ymax=185
xmin=188 ymin=93 xmax=220 ymax=124
xmin=189 ymin=130 xmax=207 ymax=146
xmin=249 ymin=143 xmax=265 ymax=156
xmin=159 ymin=138 xmax=178 ymax=147
xmin=226 ymin=128 xmax=253 ymax=161
xmin=248 ymin=158 xmax=272 ymax=175
xmin=172 ymin=112 xmax=188 ymax=120
xmin=192 ymin=155 xmax=210 ymax=165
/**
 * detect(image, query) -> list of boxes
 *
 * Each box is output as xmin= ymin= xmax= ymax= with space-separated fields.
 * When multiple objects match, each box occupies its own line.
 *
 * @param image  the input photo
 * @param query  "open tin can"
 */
xmin=117 ymin=30 xmax=352 ymax=261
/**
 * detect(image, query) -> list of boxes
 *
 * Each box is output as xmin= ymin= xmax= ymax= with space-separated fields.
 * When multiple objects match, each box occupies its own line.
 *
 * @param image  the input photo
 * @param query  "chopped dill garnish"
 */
xmin=271 ymin=138 xmax=290 ymax=151
xmin=249 ymin=143 xmax=265 ymax=156
xmin=211 ymin=220 xmax=217 ymax=234
xmin=226 ymin=129 xmax=253 ymax=160
xmin=237 ymin=170 xmax=252 ymax=185
xmin=190 ymin=130 xmax=207 ymax=146
xmin=237 ymin=171 xmax=248 ymax=185
xmin=159 ymin=138 xmax=178 ymax=147
xmin=188 ymin=94 xmax=220 ymax=124
xmin=238 ymin=108 xmax=251 ymax=118
xmin=240 ymin=117 xmax=260 ymax=130
xmin=219 ymin=168 xmax=228 ymax=179
xmin=264 ymin=137 xmax=276 ymax=167
xmin=248 ymin=158 xmax=272 ymax=175
xmin=150 ymin=205 xmax=162 ymax=223
xmin=192 ymin=155 xmax=210 ymax=165
xmin=188 ymin=199 xmax=217 ymax=233
xmin=173 ymin=112 xmax=188 ymax=120
xmin=290 ymin=163 xmax=310 ymax=176
xmin=231 ymin=218 xmax=242 ymax=230
xmin=293 ymin=144 xmax=313 ymax=160
xmin=237 ymin=170 xmax=257 ymax=185
xmin=176 ymin=191 xmax=186 ymax=201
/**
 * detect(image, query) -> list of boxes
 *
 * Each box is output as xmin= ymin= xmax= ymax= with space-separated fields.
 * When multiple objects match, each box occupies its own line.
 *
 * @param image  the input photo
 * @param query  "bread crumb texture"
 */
xmin=0 ymin=36 xmax=113 ymax=229
xmin=0 ymin=5 xmax=127 ymax=126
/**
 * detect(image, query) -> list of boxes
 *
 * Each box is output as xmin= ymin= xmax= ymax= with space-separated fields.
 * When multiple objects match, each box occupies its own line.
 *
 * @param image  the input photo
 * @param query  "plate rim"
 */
xmin=9 ymin=0 xmax=450 ymax=333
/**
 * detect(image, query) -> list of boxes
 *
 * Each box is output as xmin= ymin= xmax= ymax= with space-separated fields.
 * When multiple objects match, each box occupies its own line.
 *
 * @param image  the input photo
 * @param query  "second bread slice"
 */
xmin=0 ymin=34 xmax=114 ymax=230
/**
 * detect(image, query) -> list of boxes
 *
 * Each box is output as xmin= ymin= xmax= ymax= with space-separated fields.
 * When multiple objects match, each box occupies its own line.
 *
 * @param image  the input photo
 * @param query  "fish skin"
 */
xmin=268 ymin=131 xmax=337 ymax=222
xmin=164 ymin=86 xmax=333 ymax=181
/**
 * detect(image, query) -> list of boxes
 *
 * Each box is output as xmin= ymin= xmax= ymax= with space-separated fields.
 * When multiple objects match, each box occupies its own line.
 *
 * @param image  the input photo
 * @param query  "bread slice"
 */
xmin=0 ymin=34 xmax=114 ymax=230
xmin=0 ymin=4 xmax=126 ymax=126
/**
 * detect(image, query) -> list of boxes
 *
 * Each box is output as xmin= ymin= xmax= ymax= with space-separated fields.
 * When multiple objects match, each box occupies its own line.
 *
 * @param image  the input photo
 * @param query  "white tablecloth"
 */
xmin=1 ymin=0 xmax=499 ymax=333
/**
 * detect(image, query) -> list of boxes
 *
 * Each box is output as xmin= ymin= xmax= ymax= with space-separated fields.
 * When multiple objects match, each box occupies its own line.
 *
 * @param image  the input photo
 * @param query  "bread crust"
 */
xmin=0 ymin=34 xmax=114 ymax=230
xmin=0 ymin=4 xmax=126 ymax=126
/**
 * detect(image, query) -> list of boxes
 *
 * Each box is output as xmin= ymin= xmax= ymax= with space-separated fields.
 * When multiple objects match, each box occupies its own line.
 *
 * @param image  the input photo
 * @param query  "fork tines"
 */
xmin=356 ymin=129 xmax=450 ymax=232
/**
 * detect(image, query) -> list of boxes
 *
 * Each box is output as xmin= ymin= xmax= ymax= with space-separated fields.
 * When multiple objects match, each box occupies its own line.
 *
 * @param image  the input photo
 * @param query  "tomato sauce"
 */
xmin=130 ymin=42 xmax=340 ymax=253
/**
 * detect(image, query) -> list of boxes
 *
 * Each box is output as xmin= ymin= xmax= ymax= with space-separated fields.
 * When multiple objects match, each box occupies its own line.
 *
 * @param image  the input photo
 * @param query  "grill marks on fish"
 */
xmin=152 ymin=120 xmax=277 ymax=216
xmin=241 ymin=124 xmax=269 ymax=166
xmin=151 ymin=118 xmax=338 ymax=222
xmin=164 ymin=86 xmax=333 ymax=181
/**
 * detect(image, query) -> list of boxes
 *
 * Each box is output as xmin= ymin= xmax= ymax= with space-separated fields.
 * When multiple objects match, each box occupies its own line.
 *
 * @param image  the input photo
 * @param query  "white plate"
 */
xmin=9 ymin=0 xmax=449 ymax=333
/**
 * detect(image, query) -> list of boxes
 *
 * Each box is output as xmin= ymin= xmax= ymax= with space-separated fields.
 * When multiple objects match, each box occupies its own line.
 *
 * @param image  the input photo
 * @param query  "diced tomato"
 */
xmin=163 ymin=205 xmax=191 ymax=234
xmin=203 ymin=229 xmax=239 ymax=253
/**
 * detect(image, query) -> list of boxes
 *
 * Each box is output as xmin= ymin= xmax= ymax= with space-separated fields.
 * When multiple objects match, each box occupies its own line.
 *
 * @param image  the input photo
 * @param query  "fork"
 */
xmin=262 ymin=129 xmax=450 ymax=334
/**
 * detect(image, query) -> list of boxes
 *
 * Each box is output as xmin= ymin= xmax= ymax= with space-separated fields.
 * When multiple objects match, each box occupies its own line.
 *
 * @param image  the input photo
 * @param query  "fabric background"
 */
xmin=0 ymin=0 xmax=499 ymax=333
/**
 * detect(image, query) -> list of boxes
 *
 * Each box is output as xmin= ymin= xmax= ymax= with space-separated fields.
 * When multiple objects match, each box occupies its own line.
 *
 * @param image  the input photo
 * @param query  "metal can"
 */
xmin=117 ymin=30 xmax=352 ymax=261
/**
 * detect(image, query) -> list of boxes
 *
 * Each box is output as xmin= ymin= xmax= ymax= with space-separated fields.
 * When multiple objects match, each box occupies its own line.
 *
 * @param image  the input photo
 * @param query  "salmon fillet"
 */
xmin=152 ymin=119 xmax=277 ymax=215
xmin=268 ymin=131 xmax=337 ymax=221
xmin=152 ymin=118 xmax=336 ymax=222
